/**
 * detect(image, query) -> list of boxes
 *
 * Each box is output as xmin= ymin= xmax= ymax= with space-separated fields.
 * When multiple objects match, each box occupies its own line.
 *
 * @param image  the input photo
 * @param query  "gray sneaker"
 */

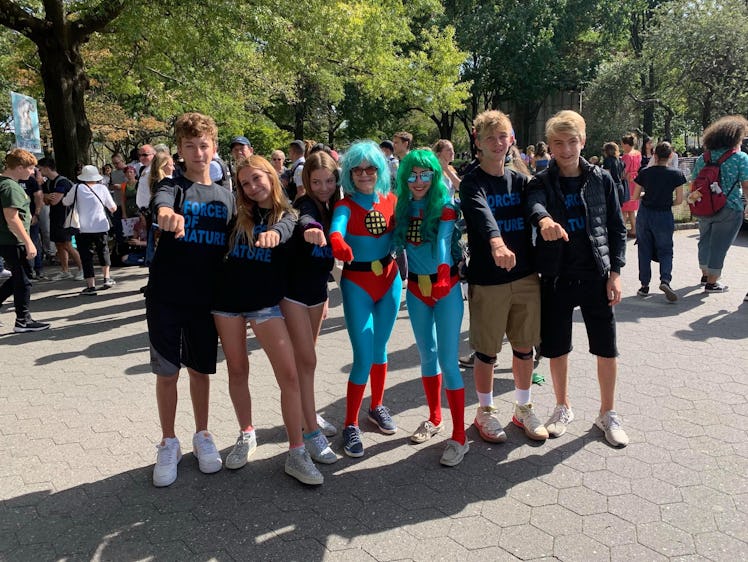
xmin=285 ymin=448 xmax=323 ymax=485
xmin=316 ymin=413 xmax=337 ymax=437
xmin=595 ymin=410 xmax=629 ymax=447
xmin=410 ymin=420 xmax=444 ymax=443
xmin=225 ymin=431 xmax=257 ymax=470
xmin=545 ymin=404 xmax=574 ymax=437
xmin=304 ymin=432 xmax=338 ymax=464
xmin=440 ymin=439 xmax=469 ymax=467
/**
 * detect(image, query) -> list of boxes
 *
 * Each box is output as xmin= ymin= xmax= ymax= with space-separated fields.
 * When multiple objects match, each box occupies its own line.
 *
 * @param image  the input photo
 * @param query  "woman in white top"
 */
xmin=62 ymin=165 xmax=117 ymax=295
xmin=433 ymin=139 xmax=461 ymax=200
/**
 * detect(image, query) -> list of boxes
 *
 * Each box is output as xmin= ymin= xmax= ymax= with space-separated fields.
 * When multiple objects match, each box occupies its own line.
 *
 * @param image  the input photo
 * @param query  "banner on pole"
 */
xmin=10 ymin=92 xmax=42 ymax=154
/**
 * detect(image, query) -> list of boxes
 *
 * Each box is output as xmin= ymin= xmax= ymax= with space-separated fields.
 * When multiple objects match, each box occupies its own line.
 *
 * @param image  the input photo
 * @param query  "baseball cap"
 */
xmin=230 ymin=136 xmax=252 ymax=148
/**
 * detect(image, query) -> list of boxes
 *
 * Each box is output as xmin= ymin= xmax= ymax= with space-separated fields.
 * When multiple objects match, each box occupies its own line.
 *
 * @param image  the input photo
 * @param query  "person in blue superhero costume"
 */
xmin=329 ymin=140 xmax=402 ymax=458
xmin=392 ymin=149 xmax=468 ymax=466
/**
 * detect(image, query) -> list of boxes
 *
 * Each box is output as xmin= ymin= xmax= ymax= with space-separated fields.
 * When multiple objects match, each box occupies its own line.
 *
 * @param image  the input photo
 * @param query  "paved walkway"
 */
xmin=1 ymin=229 xmax=747 ymax=561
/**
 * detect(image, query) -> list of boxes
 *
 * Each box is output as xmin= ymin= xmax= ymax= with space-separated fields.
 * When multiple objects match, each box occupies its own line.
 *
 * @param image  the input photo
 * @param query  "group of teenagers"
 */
xmin=144 ymin=107 xmax=637 ymax=488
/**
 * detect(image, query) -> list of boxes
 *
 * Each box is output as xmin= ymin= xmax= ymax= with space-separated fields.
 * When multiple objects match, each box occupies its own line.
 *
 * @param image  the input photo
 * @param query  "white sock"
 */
xmin=515 ymin=388 xmax=531 ymax=406
xmin=477 ymin=392 xmax=493 ymax=408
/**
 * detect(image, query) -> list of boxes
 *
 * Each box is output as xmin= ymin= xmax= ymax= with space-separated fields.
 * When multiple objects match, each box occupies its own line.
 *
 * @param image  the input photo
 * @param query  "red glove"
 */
xmin=329 ymin=232 xmax=354 ymax=262
xmin=431 ymin=263 xmax=452 ymax=300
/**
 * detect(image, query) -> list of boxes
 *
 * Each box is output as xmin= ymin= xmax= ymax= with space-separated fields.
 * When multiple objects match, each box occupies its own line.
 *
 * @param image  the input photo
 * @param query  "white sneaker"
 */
xmin=595 ymin=410 xmax=629 ymax=447
xmin=304 ymin=432 xmax=338 ymax=464
xmin=285 ymin=448 xmax=323 ymax=485
xmin=74 ymin=270 xmax=85 ymax=281
xmin=102 ymin=277 xmax=116 ymax=289
xmin=225 ymin=431 xmax=257 ymax=470
xmin=473 ymin=406 xmax=507 ymax=443
xmin=512 ymin=402 xmax=549 ymax=440
xmin=153 ymin=437 xmax=182 ymax=487
xmin=192 ymin=431 xmax=223 ymax=473
xmin=545 ymin=404 xmax=575 ymax=437
xmin=50 ymin=271 xmax=73 ymax=281
xmin=316 ymin=413 xmax=337 ymax=437
xmin=440 ymin=439 xmax=469 ymax=467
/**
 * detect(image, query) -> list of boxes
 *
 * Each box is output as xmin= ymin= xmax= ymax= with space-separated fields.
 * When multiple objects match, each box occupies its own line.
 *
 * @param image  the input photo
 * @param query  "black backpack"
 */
xmin=604 ymin=156 xmax=630 ymax=204
xmin=285 ymin=161 xmax=303 ymax=201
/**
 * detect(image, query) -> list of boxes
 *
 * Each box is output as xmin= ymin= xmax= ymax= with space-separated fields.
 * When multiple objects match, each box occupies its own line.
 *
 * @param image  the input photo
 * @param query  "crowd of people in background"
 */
xmin=1 ymin=109 xmax=746 ymax=489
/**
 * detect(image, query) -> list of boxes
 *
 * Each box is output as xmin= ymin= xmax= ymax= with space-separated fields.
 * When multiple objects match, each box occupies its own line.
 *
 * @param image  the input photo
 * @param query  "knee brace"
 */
xmin=475 ymin=351 xmax=497 ymax=365
xmin=512 ymin=348 xmax=534 ymax=361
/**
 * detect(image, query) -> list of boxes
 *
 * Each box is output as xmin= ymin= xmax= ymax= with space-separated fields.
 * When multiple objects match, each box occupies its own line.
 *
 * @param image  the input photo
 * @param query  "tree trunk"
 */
xmin=642 ymin=64 xmax=655 ymax=136
xmin=430 ymin=111 xmax=454 ymax=140
xmin=37 ymin=41 xmax=91 ymax=179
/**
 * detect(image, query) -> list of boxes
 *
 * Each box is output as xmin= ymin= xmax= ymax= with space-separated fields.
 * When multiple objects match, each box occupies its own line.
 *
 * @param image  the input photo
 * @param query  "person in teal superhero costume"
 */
xmin=329 ymin=140 xmax=402 ymax=458
xmin=393 ymin=149 xmax=467 ymax=467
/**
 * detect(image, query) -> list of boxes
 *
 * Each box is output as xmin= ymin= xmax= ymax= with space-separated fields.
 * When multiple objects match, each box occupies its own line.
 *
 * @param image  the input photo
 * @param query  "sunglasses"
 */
xmin=139 ymin=153 xmax=153 ymax=157
xmin=351 ymin=166 xmax=377 ymax=176
xmin=407 ymin=171 xmax=434 ymax=183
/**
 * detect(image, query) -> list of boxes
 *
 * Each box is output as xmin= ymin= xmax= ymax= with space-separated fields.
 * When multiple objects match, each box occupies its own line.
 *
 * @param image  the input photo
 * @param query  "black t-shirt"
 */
xmin=19 ymin=175 xmax=41 ymax=216
xmin=559 ymin=176 xmax=598 ymax=280
xmin=286 ymin=196 xmax=334 ymax=305
xmin=634 ymin=166 xmax=687 ymax=211
xmin=148 ymin=175 xmax=236 ymax=306
xmin=460 ymin=167 xmax=534 ymax=285
xmin=213 ymin=208 xmax=296 ymax=312
xmin=43 ymin=175 xmax=73 ymax=226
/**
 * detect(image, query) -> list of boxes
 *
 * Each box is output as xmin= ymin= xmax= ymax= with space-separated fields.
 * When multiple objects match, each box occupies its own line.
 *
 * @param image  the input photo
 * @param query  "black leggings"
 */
xmin=76 ymin=232 xmax=110 ymax=279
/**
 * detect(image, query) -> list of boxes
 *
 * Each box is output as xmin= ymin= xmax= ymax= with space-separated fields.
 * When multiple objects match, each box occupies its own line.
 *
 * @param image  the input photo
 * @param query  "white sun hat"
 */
xmin=77 ymin=165 xmax=104 ymax=182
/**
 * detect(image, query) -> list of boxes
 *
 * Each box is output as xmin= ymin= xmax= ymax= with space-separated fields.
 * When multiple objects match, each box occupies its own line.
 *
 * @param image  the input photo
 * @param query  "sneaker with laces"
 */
xmin=342 ymin=424 xmax=364 ymax=458
xmin=545 ymin=404 xmax=575 ymax=437
xmin=304 ymin=432 xmax=338 ymax=464
xmin=368 ymin=405 xmax=397 ymax=434
xmin=700 ymin=275 xmax=708 ymax=285
xmin=512 ymin=402 xmax=549 ymax=440
xmin=458 ymin=352 xmax=475 ymax=368
xmin=440 ymin=439 xmax=469 ymax=467
xmin=80 ymin=287 xmax=97 ymax=296
xmin=192 ymin=431 xmax=222 ymax=473
xmin=74 ymin=270 xmax=85 ymax=281
xmin=410 ymin=420 xmax=444 ymax=443
xmin=316 ymin=413 xmax=337 ymax=437
xmin=595 ymin=410 xmax=629 ymax=447
xmin=13 ymin=318 xmax=51 ymax=333
xmin=50 ymin=271 xmax=74 ymax=281
xmin=473 ymin=406 xmax=507 ymax=443
xmin=637 ymin=286 xmax=649 ymax=296
xmin=102 ymin=277 xmax=116 ymax=289
xmin=705 ymin=282 xmax=729 ymax=293
xmin=153 ymin=437 xmax=182 ymax=487
xmin=285 ymin=448 xmax=323 ymax=485
xmin=225 ymin=431 xmax=257 ymax=470
xmin=659 ymin=282 xmax=677 ymax=302
xmin=0 ymin=268 xmax=11 ymax=280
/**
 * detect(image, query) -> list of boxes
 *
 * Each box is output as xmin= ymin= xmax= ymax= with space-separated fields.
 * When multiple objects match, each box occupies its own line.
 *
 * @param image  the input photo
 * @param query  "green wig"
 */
xmin=393 ymin=149 xmax=451 ymax=251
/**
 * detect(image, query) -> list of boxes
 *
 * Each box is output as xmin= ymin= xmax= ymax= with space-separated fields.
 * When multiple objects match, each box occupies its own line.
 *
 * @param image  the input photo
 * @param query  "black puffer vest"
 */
xmin=527 ymin=158 xmax=626 ymax=277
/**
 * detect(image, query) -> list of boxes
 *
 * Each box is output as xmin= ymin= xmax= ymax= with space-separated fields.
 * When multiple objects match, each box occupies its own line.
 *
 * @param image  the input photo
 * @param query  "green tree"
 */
xmin=0 ymin=0 xmax=127 ymax=177
xmin=643 ymin=0 xmax=748 ymax=129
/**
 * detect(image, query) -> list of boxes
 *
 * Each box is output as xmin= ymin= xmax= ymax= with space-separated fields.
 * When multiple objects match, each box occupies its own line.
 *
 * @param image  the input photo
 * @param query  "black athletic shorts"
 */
xmin=539 ymin=276 xmax=617 ymax=359
xmin=146 ymin=298 xmax=218 ymax=376
xmin=50 ymin=225 xmax=78 ymax=243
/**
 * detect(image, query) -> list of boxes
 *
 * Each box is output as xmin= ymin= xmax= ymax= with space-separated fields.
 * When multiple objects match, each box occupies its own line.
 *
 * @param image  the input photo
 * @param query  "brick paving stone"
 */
xmin=637 ymin=521 xmax=696 ymax=557
xmin=553 ymin=533 xmax=609 ymax=562
xmin=582 ymin=512 xmax=637 ymax=547
xmin=530 ymin=504 xmax=583 ymax=536
xmin=498 ymin=524 xmax=553 ymax=560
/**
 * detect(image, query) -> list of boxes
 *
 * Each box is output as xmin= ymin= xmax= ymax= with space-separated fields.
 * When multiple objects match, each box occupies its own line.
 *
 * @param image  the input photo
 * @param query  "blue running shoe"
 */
xmin=368 ymin=405 xmax=397 ymax=435
xmin=342 ymin=425 xmax=364 ymax=458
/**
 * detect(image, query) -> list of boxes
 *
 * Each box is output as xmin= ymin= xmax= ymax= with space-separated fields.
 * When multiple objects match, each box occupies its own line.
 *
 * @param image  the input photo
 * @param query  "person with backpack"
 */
xmin=631 ymin=142 xmax=686 ymax=302
xmin=285 ymin=140 xmax=306 ymax=202
xmin=687 ymin=115 xmax=748 ymax=293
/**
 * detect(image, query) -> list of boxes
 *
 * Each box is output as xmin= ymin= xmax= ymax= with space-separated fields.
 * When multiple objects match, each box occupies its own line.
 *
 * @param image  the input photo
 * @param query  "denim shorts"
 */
xmin=212 ymin=305 xmax=283 ymax=324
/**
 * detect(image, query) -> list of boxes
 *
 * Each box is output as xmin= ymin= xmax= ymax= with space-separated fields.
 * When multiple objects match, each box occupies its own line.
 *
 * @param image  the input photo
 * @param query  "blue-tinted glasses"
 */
xmin=407 ymin=171 xmax=434 ymax=183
